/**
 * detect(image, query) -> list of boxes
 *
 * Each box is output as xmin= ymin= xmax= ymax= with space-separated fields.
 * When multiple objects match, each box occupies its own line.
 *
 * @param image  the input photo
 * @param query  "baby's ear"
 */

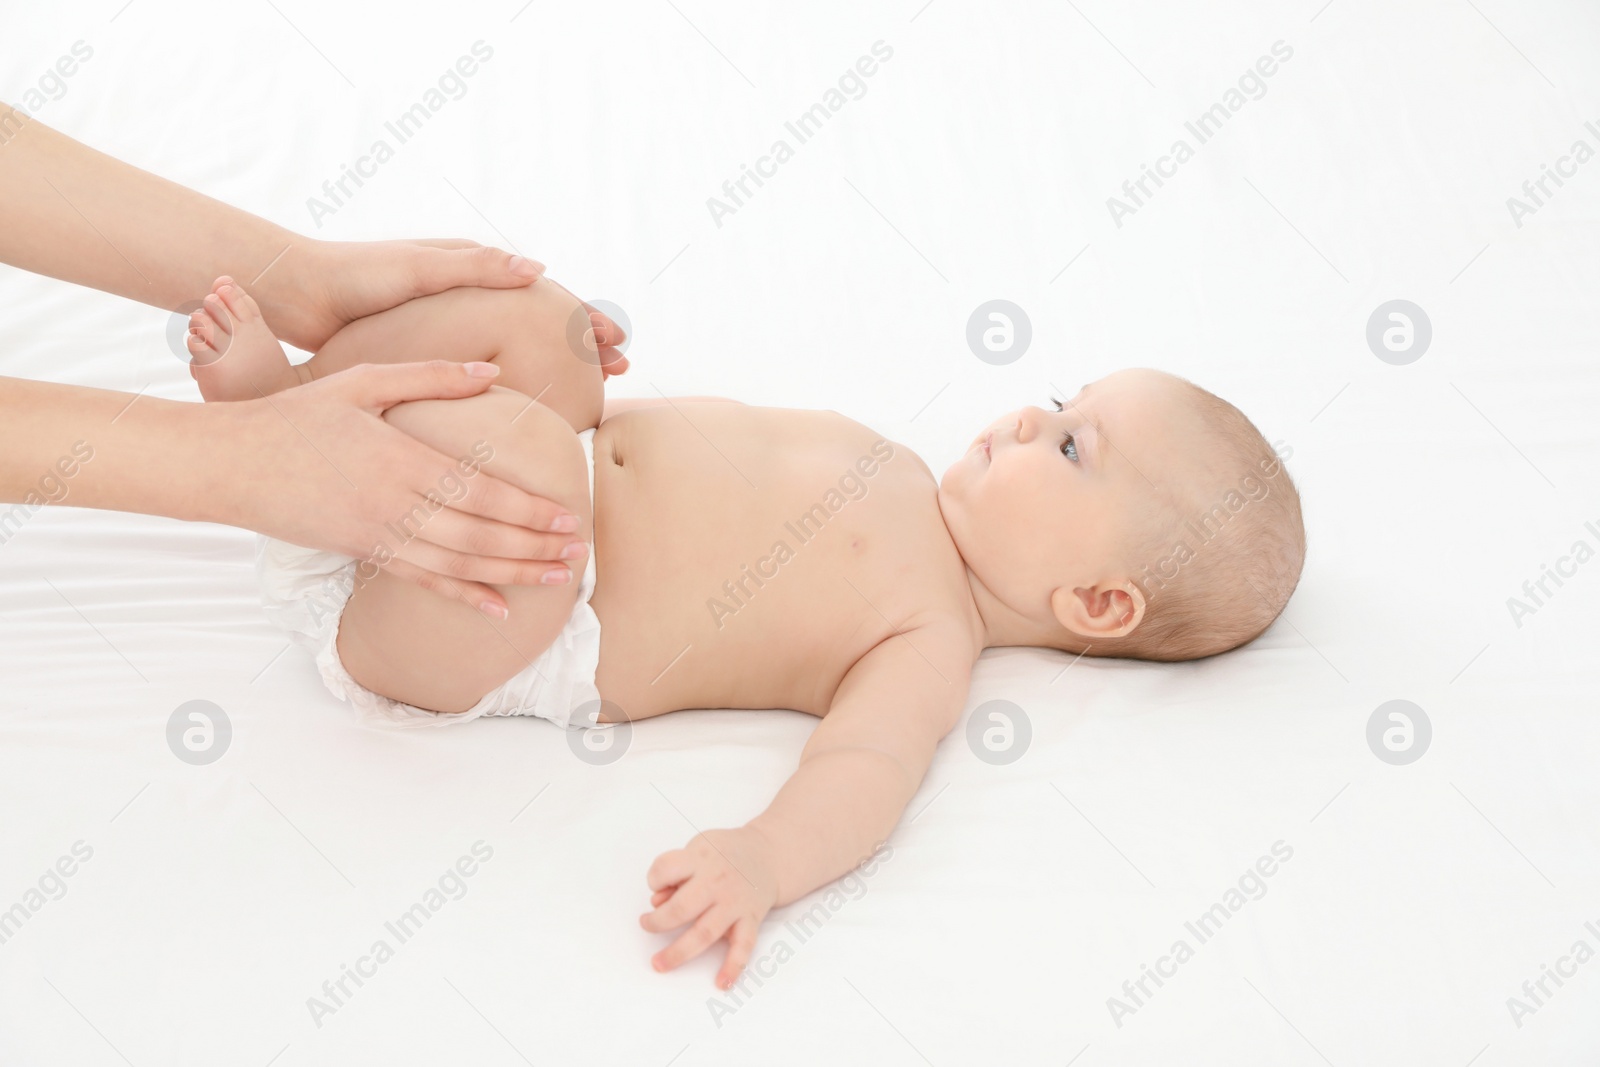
xmin=1051 ymin=581 xmax=1146 ymax=640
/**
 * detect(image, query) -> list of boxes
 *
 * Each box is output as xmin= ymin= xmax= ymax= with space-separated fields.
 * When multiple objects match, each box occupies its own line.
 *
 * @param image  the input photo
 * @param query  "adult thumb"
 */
xmin=409 ymin=243 xmax=544 ymax=296
xmin=331 ymin=360 xmax=504 ymax=414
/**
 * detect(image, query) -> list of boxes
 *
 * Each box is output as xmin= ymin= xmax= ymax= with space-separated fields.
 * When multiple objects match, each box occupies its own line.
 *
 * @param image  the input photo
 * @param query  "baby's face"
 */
xmin=939 ymin=368 xmax=1196 ymax=638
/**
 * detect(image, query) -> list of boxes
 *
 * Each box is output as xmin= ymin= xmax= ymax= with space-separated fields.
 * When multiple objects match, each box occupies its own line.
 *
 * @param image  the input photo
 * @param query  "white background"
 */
xmin=1 ymin=0 xmax=1597 ymax=1064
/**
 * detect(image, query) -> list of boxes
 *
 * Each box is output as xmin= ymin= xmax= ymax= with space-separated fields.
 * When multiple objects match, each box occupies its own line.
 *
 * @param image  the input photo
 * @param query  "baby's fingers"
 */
xmin=715 ymin=918 xmax=760 ymax=991
xmin=653 ymin=905 xmax=731 ymax=973
xmin=640 ymin=879 xmax=708 ymax=933
xmin=646 ymin=850 xmax=695 ymax=893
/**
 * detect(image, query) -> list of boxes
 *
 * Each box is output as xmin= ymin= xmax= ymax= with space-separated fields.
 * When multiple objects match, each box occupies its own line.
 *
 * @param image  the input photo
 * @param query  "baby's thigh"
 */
xmin=335 ymin=388 xmax=594 ymax=715
xmin=315 ymin=280 xmax=605 ymax=433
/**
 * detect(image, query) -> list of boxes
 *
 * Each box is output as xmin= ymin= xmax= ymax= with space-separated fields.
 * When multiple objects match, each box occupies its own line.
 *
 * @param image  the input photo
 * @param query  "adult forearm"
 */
xmin=0 ymin=376 xmax=224 ymax=523
xmin=0 ymin=104 xmax=314 ymax=326
xmin=746 ymin=746 xmax=916 ymax=907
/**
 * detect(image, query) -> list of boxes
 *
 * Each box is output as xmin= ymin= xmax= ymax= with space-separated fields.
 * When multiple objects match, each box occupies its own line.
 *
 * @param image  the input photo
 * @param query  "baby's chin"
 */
xmin=934 ymin=468 xmax=981 ymax=534
xmin=936 ymin=463 xmax=965 ymax=496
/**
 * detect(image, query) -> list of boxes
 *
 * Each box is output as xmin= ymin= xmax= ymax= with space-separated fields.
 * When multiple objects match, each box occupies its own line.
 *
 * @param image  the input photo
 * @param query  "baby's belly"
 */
xmin=586 ymin=404 xmax=966 ymax=720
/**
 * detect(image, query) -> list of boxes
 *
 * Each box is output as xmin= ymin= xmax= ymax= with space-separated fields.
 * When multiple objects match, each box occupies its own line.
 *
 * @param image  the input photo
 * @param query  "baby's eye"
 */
xmin=1048 ymin=398 xmax=1078 ymax=461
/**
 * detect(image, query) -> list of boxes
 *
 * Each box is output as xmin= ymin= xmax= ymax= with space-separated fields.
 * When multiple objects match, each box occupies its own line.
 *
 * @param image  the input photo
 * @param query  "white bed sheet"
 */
xmin=2 ymin=1 xmax=1597 ymax=1064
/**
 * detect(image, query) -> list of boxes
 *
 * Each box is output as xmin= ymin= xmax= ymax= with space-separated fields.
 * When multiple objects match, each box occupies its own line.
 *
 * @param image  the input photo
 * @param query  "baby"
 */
xmin=187 ymin=274 xmax=1305 ymax=990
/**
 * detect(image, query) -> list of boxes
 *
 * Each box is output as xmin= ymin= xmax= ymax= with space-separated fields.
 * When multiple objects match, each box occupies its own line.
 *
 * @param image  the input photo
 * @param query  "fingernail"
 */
xmin=479 ymin=600 xmax=509 ymax=620
xmin=549 ymin=514 xmax=578 ymax=533
xmin=509 ymin=256 xmax=544 ymax=278
xmin=560 ymin=541 xmax=588 ymax=561
xmin=542 ymin=567 xmax=572 ymax=585
xmin=465 ymin=361 xmax=500 ymax=377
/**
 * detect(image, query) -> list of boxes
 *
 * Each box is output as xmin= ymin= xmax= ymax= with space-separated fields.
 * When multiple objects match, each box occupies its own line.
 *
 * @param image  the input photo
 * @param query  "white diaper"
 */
xmin=256 ymin=428 xmax=608 ymax=730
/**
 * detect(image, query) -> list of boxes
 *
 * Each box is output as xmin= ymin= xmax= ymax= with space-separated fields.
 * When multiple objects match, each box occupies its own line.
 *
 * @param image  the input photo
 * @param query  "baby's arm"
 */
xmin=641 ymin=621 xmax=970 ymax=988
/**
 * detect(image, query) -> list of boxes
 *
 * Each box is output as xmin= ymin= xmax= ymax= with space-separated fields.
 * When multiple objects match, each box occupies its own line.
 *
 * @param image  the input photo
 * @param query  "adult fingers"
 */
xmin=407 ymin=238 xmax=481 ymax=250
xmin=389 ymin=535 xmax=576 ymax=591
xmin=408 ymin=505 xmax=585 ymax=566
xmin=377 ymin=557 xmax=507 ymax=619
xmin=321 ymin=364 xmax=582 ymax=537
xmin=448 ymin=463 xmax=580 ymax=539
xmin=328 ymin=360 xmax=504 ymax=413
xmin=404 ymin=242 xmax=543 ymax=295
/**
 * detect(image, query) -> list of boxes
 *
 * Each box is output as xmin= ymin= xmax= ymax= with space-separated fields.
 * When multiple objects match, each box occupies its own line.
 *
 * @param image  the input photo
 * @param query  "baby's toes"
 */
xmin=214 ymin=280 xmax=262 ymax=325
xmin=186 ymin=326 xmax=216 ymax=366
xmin=191 ymin=305 xmax=234 ymax=362
xmin=187 ymin=310 xmax=213 ymax=350
xmin=202 ymin=294 xmax=236 ymax=342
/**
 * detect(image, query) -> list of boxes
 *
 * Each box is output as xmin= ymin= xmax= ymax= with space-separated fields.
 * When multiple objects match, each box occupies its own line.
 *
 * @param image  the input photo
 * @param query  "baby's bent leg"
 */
xmin=335 ymin=387 xmax=595 ymax=715
xmin=308 ymin=281 xmax=604 ymax=433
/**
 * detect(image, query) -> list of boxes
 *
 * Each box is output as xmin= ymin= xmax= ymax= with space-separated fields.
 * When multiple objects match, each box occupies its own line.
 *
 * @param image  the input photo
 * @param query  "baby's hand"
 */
xmin=641 ymin=828 xmax=779 ymax=989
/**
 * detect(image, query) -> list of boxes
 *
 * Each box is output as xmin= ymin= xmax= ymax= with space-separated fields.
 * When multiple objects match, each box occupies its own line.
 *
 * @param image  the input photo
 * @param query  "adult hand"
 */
xmin=281 ymin=239 xmax=630 ymax=376
xmin=0 ymin=109 xmax=629 ymax=373
xmin=219 ymin=359 xmax=584 ymax=618
xmin=267 ymin=238 xmax=543 ymax=352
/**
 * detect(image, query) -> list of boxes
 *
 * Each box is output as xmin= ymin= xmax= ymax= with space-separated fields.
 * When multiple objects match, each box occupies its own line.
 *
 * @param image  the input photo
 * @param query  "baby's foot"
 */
xmin=187 ymin=277 xmax=304 ymax=401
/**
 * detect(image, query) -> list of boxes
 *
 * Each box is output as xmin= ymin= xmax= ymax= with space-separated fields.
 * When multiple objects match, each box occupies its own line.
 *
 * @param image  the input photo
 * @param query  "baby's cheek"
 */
xmin=995 ymin=456 xmax=1049 ymax=505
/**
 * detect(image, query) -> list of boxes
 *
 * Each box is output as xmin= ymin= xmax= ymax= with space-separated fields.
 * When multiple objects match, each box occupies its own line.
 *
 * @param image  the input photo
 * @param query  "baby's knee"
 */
xmin=492 ymin=284 xmax=606 ymax=432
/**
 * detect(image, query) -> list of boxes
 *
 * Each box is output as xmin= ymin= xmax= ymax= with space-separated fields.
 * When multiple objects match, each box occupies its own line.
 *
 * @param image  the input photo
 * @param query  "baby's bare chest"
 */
xmin=587 ymin=405 xmax=974 ymax=719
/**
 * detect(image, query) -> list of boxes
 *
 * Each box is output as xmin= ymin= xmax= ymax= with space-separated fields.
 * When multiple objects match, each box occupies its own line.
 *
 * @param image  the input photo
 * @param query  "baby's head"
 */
xmin=938 ymin=369 xmax=1304 ymax=661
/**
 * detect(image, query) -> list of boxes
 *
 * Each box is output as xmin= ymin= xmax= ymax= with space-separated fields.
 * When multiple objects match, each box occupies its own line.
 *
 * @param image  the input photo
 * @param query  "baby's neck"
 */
xmin=959 ymin=561 xmax=1081 ymax=653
